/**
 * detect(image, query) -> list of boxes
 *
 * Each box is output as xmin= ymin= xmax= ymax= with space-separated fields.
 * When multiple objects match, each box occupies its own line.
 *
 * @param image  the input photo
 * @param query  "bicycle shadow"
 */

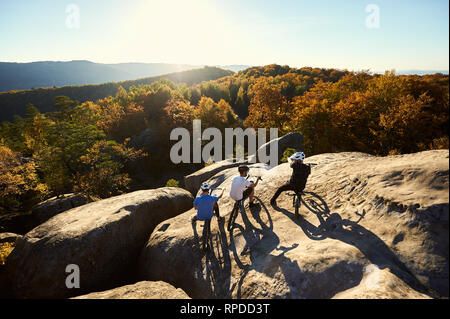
xmin=228 ymin=196 xmax=308 ymax=298
xmin=273 ymin=191 xmax=433 ymax=297
xmin=190 ymin=217 xmax=236 ymax=298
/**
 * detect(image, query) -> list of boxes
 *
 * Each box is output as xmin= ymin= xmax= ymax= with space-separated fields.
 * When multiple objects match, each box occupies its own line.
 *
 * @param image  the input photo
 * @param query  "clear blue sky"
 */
xmin=0 ymin=0 xmax=448 ymax=72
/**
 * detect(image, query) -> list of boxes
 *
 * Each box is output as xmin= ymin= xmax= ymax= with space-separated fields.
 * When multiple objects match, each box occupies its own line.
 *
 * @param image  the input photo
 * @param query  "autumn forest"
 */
xmin=0 ymin=64 xmax=448 ymax=215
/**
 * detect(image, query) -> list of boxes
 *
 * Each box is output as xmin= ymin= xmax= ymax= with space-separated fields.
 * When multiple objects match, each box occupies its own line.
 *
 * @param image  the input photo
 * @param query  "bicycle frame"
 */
xmin=227 ymin=199 xmax=244 ymax=232
xmin=200 ymin=187 xmax=223 ymax=252
xmin=227 ymin=173 xmax=262 ymax=232
xmin=288 ymin=191 xmax=303 ymax=219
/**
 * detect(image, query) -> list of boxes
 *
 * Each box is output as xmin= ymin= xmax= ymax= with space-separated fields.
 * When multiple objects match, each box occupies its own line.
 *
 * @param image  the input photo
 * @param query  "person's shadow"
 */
xmin=228 ymin=197 xmax=310 ymax=298
xmin=191 ymin=217 xmax=235 ymax=298
xmin=273 ymin=191 xmax=435 ymax=297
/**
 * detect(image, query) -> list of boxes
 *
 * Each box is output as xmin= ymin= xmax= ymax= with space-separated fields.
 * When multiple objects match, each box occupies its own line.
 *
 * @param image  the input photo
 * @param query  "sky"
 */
xmin=0 ymin=0 xmax=448 ymax=72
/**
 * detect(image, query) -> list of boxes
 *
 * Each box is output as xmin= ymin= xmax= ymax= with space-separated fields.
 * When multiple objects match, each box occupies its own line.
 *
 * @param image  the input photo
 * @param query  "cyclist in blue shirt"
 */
xmin=192 ymin=183 xmax=224 ymax=250
xmin=192 ymin=183 xmax=224 ymax=223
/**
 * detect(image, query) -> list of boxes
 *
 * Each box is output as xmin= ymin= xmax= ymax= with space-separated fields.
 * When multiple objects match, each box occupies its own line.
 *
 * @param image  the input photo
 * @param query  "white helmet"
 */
xmin=289 ymin=152 xmax=306 ymax=161
xmin=200 ymin=183 xmax=211 ymax=191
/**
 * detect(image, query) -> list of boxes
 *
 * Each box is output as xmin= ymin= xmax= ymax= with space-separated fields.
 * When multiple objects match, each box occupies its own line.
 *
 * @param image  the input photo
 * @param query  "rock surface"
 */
xmin=72 ymin=281 xmax=189 ymax=299
xmin=0 ymin=212 xmax=36 ymax=235
xmin=139 ymin=150 xmax=449 ymax=299
xmin=248 ymin=132 xmax=304 ymax=166
xmin=31 ymin=193 xmax=90 ymax=225
xmin=184 ymin=133 xmax=304 ymax=195
xmin=0 ymin=232 xmax=22 ymax=243
xmin=332 ymin=265 xmax=430 ymax=299
xmin=184 ymin=159 xmax=246 ymax=195
xmin=6 ymin=187 xmax=193 ymax=299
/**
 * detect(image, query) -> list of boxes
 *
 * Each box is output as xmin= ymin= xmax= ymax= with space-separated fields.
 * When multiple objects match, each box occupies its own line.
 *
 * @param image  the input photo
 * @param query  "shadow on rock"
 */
xmin=191 ymin=217 xmax=234 ymax=298
xmin=273 ymin=191 xmax=436 ymax=298
xmin=228 ymin=197 xmax=318 ymax=298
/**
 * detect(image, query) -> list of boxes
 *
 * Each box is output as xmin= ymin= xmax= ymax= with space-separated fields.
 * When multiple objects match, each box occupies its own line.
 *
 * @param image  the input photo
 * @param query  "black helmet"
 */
xmin=238 ymin=165 xmax=249 ymax=173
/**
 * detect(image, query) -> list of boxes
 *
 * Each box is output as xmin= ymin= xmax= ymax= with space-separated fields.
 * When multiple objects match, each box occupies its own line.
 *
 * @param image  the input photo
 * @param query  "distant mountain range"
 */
xmin=2 ymin=60 xmax=446 ymax=93
xmin=374 ymin=69 xmax=449 ymax=75
xmin=0 ymin=61 xmax=251 ymax=92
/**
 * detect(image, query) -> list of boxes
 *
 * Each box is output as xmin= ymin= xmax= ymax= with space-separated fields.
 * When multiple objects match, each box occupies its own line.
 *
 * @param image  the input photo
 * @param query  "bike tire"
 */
xmin=294 ymin=196 xmax=300 ymax=219
xmin=227 ymin=204 xmax=239 ymax=232
xmin=202 ymin=221 xmax=211 ymax=252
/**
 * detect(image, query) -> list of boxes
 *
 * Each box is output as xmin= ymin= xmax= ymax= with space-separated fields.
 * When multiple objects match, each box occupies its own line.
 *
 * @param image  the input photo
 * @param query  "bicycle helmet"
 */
xmin=238 ymin=165 xmax=250 ymax=173
xmin=289 ymin=152 xmax=306 ymax=161
xmin=200 ymin=183 xmax=211 ymax=191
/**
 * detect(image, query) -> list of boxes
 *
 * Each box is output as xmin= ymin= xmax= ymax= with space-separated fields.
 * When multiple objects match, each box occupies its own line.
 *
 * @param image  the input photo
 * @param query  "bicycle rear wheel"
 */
xmin=294 ymin=195 xmax=300 ymax=219
xmin=202 ymin=220 xmax=211 ymax=251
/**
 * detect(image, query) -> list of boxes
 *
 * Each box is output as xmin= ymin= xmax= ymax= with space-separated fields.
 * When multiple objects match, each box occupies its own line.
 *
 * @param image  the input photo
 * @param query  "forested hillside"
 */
xmin=0 ymin=64 xmax=448 ymax=215
xmin=0 ymin=66 xmax=233 ymax=123
xmin=0 ymin=61 xmax=205 ymax=92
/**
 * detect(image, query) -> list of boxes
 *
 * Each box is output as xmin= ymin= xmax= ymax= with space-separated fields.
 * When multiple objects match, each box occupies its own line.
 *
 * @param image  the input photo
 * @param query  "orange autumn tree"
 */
xmin=163 ymin=99 xmax=196 ymax=129
xmin=94 ymin=88 xmax=148 ymax=142
xmin=291 ymin=81 xmax=336 ymax=155
xmin=244 ymin=77 xmax=292 ymax=134
xmin=195 ymin=97 xmax=239 ymax=130
xmin=163 ymin=97 xmax=239 ymax=131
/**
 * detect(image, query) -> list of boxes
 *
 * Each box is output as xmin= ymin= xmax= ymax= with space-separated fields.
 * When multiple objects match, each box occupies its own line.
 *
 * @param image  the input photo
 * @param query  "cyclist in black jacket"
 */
xmin=270 ymin=152 xmax=311 ymax=206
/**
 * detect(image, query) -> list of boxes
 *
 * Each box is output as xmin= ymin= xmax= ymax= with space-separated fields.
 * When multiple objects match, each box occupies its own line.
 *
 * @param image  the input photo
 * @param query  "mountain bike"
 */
xmin=287 ymin=163 xmax=317 ymax=219
xmin=287 ymin=191 xmax=303 ymax=219
xmin=227 ymin=175 xmax=262 ymax=232
xmin=201 ymin=187 xmax=222 ymax=252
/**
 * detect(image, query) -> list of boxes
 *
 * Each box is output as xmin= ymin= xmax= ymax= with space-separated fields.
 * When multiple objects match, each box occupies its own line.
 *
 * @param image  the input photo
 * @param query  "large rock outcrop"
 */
xmin=248 ymin=132 xmax=304 ymax=165
xmin=139 ymin=150 xmax=448 ymax=299
xmin=184 ymin=133 xmax=304 ymax=195
xmin=184 ymin=159 xmax=246 ymax=195
xmin=0 ymin=212 xmax=36 ymax=235
xmin=0 ymin=232 xmax=22 ymax=243
xmin=72 ymin=281 xmax=189 ymax=299
xmin=32 ymin=193 xmax=90 ymax=225
xmin=6 ymin=187 xmax=193 ymax=299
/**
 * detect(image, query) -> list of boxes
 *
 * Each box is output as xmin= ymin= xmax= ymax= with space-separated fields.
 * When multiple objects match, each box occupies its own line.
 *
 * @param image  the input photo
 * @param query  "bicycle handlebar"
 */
xmin=248 ymin=175 xmax=263 ymax=182
xmin=209 ymin=187 xmax=224 ymax=195
xmin=305 ymin=163 xmax=317 ymax=167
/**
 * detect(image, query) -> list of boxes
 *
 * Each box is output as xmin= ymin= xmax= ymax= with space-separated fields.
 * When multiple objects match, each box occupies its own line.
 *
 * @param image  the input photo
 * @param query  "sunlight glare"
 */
xmin=119 ymin=0 xmax=233 ymax=64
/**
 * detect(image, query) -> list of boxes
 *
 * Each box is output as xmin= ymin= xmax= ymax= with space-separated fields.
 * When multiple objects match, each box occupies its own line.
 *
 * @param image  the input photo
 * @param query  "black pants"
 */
xmin=242 ymin=187 xmax=253 ymax=201
xmin=271 ymin=183 xmax=304 ymax=201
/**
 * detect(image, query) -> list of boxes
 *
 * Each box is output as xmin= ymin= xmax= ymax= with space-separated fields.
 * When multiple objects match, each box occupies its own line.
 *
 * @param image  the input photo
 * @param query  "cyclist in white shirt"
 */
xmin=229 ymin=165 xmax=260 ymax=208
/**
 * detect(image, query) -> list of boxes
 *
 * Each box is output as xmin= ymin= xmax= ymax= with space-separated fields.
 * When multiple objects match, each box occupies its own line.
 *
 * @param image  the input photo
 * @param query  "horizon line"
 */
xmin=0 ymin=59 xmax=448 ymax=74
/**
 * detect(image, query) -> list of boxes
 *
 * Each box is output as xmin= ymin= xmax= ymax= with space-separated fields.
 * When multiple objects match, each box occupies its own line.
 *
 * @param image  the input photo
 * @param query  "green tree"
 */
xmin=166 ymin=179 xmax=179 ymax=187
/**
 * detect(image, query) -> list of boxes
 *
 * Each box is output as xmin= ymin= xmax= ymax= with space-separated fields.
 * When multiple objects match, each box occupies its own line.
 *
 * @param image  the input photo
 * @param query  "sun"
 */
xmin=118 ymin=0 xmax=231 ymax=65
